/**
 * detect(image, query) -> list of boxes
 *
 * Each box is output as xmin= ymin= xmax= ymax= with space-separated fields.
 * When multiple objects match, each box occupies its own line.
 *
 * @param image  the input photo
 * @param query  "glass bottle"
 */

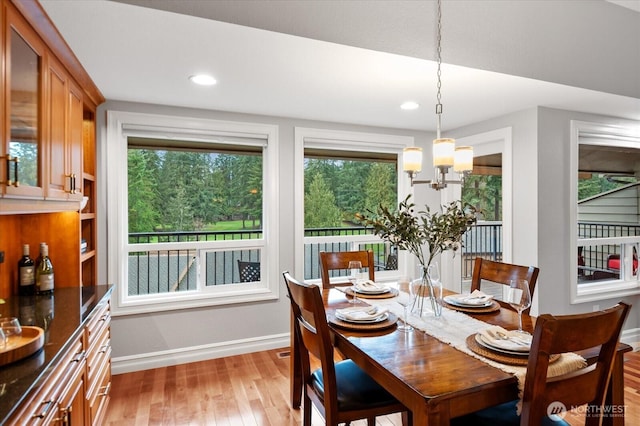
xmin=35 ymin=243 xmax=54 ymax=294
xmin=18 ymin=244 xmax=36 ymax=295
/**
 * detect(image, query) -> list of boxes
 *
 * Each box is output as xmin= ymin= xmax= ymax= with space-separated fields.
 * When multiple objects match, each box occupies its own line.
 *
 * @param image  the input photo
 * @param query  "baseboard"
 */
xmin=111 ymin=333 xmax=290 ymax=375
xmin=621 ymin=327 xmax=640 ymax=352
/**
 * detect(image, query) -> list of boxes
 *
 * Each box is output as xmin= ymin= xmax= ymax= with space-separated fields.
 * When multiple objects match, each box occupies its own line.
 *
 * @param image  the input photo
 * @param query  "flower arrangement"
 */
xmin=356 ymin=195 xmax=478 ymax=270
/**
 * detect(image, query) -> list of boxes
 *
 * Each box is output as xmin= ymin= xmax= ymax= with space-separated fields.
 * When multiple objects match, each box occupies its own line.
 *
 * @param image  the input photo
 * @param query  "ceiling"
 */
xmin=40 ymin=0 xmax=640 ymax=133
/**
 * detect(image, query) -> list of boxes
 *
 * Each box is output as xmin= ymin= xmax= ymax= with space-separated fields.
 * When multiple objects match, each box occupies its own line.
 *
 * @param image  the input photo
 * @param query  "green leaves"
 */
xmin=356 ymin=195 xmax=477 ymax=267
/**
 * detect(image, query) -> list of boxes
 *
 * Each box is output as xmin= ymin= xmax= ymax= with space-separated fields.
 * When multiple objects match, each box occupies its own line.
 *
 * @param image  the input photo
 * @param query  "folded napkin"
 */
xmin=479 ymin=325 xmax=532 ymax=351
xmin=335 ymin=305 xmax=388 ymax=321
xmin=449 ymin=289 xmax=494 ymax=305
xmin=354 ymin=280 xmax=389 ymax=293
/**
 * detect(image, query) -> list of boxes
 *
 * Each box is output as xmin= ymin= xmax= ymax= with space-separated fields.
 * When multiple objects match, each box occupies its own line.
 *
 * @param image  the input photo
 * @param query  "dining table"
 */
xmin=288 ymin=284 xmax=631 ymax=426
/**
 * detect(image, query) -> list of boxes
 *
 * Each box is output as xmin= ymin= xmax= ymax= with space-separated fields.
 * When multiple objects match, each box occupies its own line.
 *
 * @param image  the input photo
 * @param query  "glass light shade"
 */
xmin=403 ymin=147 xmax=423 ymax=173
xmin=433 ymin=138 xmax=455 ymax=168
xmin=453 ymin=146 xmax=474 ymax=172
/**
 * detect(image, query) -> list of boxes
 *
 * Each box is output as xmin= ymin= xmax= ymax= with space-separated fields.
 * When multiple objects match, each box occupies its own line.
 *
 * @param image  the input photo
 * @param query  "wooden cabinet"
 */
xmin=0 ymin=0 xmax=104 ymax=297
xmin=8 ymin=337 xmax=87 ymax=425
xmin=6 ymin=298 xmax=111 ymax=425
xmin=45 ymin=55 xmax=83 ymax=202
xmin=84 ymin=300 xmax=112 ymax=424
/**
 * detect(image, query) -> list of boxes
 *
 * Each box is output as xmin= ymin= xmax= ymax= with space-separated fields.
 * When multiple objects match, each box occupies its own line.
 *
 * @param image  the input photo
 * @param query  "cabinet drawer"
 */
xmin=8 ymin=338 xmax=85 ymax=425
xmin=85 ymin=300 xmax=110 ymax=349
xmin=88 ymin=357 xmax=111 ymax=425
xmin=87 ymin=329 xmax=110 ymax=387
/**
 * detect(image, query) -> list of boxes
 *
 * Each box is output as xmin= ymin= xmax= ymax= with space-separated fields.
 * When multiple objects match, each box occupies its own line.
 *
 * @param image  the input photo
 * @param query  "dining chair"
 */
xmin=471 ymin=258 xmax=539 ymax=314
xmin=451 ymin=302 xmax=631 ymax=426
xmin=282 ymin=271 xmax=411 ymax=426
xmin=237 ymin=260 xmax=260 ymax=282
xmin=319 ymin=250 xmax=375 ymax=288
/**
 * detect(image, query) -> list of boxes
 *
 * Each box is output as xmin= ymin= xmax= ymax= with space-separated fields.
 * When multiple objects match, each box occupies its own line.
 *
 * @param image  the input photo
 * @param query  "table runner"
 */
xmin=363 ymin=292 xmax=587 ymax=412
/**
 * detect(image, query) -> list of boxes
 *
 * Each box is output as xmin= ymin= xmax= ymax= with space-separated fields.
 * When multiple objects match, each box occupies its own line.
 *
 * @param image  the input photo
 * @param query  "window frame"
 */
xmin=570 ymin=120 xmax=640 ymax=304
xmin=105 ymin=111 xmax=279 ymax=315
xmin=293 ymin=127 xmax=414 ymax=283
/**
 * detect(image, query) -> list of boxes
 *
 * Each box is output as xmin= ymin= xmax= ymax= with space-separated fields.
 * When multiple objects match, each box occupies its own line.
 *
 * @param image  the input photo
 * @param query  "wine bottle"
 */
xmin=35 ymin=243 xmax=55 ymax=294
xmin=18 ymin=244 xmax=36 ymax=296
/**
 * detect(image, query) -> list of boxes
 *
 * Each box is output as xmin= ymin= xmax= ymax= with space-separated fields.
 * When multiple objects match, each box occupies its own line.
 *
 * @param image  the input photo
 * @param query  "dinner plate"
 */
xmin=351 ymin=285 xmax=391 ymax=295
xmin=443 ymin=295 xmax=494 ymax=308
xmin=335 ymin=311 xmax=389 ymax=324
xmin=475 ymin=333 xmax=530 ymax=355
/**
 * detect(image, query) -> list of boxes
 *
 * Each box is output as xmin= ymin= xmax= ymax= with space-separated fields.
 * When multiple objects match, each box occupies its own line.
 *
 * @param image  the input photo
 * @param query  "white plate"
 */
xmin=476 ymin=332 xmax=530 ymax=354
xmin=351 ymin=286 xmax=391 ymax=295
xmin=444 ymin=295 xmax=494 ymax=308
xmin=335 ymin=311 xmax=389 ymax=324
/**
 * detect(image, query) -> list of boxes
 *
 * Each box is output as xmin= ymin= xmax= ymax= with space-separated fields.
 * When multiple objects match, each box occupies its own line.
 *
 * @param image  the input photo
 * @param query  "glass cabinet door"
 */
xmin=3 ymin=7 xmax=45 ymax=199
xmin=9 ymin=27 xmax=40 ymax=189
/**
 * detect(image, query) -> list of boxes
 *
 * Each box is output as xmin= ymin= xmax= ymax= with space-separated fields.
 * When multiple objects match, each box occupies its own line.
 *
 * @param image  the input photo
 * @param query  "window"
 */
xmin=294 ymin=127 xmax=413 ymax=282
xmin=106 ymin=111 xmax=279 ymax=314
xmin=570 ymin=120 xmax=640 ymax=303
xmin=449 ymin=127 xmax=513 ymax=293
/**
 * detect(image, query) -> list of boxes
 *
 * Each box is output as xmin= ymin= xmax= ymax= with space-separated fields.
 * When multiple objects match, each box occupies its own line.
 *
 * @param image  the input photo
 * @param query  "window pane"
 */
xmin=128 ymin=147 xmax=262 ymax=234
xmin=127 ymin=143 xmax=264 ymax=296
xmin=303 ymin=155 xmax=398 ymax=279
xmin=461 ymin=154 xmax=503 ymax=281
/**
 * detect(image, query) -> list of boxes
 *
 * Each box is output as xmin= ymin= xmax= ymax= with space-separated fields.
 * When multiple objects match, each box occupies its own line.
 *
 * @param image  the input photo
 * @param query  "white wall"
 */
xmin=99 ymin=101 xmax=640 ymax=373
xmin=97 ymin=100 xmax=433 ymax=373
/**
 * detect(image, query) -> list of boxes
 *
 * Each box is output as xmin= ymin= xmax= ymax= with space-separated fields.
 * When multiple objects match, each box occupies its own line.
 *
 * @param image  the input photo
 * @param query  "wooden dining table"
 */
xmin=289 ymin=287 xmax=631 ymax=426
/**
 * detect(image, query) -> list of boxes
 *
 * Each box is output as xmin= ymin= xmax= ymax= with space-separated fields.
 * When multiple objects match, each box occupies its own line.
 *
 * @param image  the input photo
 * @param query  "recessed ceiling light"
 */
xmin=400 ymin=101 xmax=420 ymax=110
xmin=189 ymin=74 xmax=217 ymax=86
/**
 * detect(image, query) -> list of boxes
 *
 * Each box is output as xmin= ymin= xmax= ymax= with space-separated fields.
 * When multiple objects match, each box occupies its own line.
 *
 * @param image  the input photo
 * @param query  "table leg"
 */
xmin=602 ymin=351 xmax=626 ymax=426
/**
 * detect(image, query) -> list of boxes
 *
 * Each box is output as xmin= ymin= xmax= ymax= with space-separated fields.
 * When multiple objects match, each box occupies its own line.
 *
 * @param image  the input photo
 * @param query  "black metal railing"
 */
xmin=126 ymin=224 xmax=507 ymax=294
xmin=577 ymin=222 xmax=640 ymax=280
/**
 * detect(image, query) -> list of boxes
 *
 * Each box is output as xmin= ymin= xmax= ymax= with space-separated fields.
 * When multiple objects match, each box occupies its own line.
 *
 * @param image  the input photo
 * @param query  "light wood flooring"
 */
xmin=103 ymin=348 xmax=640 ymax=425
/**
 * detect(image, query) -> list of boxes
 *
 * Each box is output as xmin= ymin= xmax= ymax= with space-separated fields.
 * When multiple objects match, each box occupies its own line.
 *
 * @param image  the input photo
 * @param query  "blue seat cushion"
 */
xmin=310 ymin=359 xmax=398 ymax=412
xmin=451 ymin=400 xmax=569 ymax=426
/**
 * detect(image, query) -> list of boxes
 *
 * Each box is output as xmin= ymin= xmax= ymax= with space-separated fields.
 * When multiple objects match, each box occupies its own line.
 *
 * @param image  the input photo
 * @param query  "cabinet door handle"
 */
xmin=71 ymin=350 xmax=86 ymax=363
xmin=54 ymin=405 xmax=72 ymax=425
xmin=32 ymin=400 xmax=55 ymax=419
xmin=1 ymin=156 xmax=19 ymax=187
xmin=98 ymin=382 xmax=111 ymax=397
xmin=99 ymin=344 xmax=110 ymax=354
xmin=65 ymin=173 xmax=76 ymax=194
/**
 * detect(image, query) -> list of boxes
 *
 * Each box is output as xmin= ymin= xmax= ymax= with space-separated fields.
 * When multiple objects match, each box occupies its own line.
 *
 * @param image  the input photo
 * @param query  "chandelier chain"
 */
xmin=436 ymin=0 xmax=443 ymax=108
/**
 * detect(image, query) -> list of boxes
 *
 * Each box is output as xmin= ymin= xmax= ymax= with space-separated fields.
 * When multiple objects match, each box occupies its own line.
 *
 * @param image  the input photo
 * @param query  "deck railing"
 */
xmin=126 ymin=223 xmax=506 ymax=294
xmin=577 ymin=221 xmax=640 ymax=280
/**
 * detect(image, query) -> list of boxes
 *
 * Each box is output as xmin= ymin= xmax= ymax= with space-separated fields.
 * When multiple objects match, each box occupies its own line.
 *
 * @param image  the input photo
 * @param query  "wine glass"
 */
xmin=347 ymin=260 xmax=363 ymax=305
xmin=502 ymin=279 xmax=531 ymax=334
xmin=396 ymin=279 xmax=415 ymax=332
xmin=0 ymin=317 xmax=22 ymax=346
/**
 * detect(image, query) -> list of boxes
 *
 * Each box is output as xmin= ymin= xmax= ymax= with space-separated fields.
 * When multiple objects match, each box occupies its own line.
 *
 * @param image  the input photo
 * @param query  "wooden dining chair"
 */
xmin=471 ymin=258 xmax=539 ymax=314
xmin=319 ymin=250 xmax=375 ymax=288
xmin=452 ymin=302 xmax=631 ymax=426
xmin=282 ymin=271 xmax=410 ymax=426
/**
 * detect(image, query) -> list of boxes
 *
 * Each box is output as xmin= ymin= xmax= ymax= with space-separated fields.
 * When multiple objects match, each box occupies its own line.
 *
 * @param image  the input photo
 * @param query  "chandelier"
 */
xmin=403 ymin=0 xmax=473 ymax=190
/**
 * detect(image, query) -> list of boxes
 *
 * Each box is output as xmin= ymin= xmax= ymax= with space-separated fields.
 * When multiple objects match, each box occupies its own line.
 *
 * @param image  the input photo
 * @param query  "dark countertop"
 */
xmin=0 ymin=285 xmax=113 ymax=423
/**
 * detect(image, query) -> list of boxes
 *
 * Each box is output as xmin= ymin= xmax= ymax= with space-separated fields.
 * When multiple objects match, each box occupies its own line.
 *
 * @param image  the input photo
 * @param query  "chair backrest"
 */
xmin=521 ymin=302 xmax=630 ymax=426
xmin=282 ymin=272 xmax=340 ymax=414
xmin=237 ymin=260 xmax=260 ymax=282
xmin=471 ymin=258 xmax=539 ymax=314
xmin=319 ymin=250 xmax=375 ymax=288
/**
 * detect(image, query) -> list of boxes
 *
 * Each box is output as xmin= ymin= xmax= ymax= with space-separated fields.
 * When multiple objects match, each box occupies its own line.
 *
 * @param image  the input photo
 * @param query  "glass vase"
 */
xmin=410 ymin=264 xmax=443 ymax=317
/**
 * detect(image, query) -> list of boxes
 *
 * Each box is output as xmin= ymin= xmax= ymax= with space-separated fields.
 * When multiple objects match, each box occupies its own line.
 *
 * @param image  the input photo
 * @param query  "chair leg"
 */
xmin=366 ymin=417 xmax=376 ymax=425
xmin=401 ymin=410 xmax=413 ymax=426
xmin=302 ymin=394 xmax=312 ymax=426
